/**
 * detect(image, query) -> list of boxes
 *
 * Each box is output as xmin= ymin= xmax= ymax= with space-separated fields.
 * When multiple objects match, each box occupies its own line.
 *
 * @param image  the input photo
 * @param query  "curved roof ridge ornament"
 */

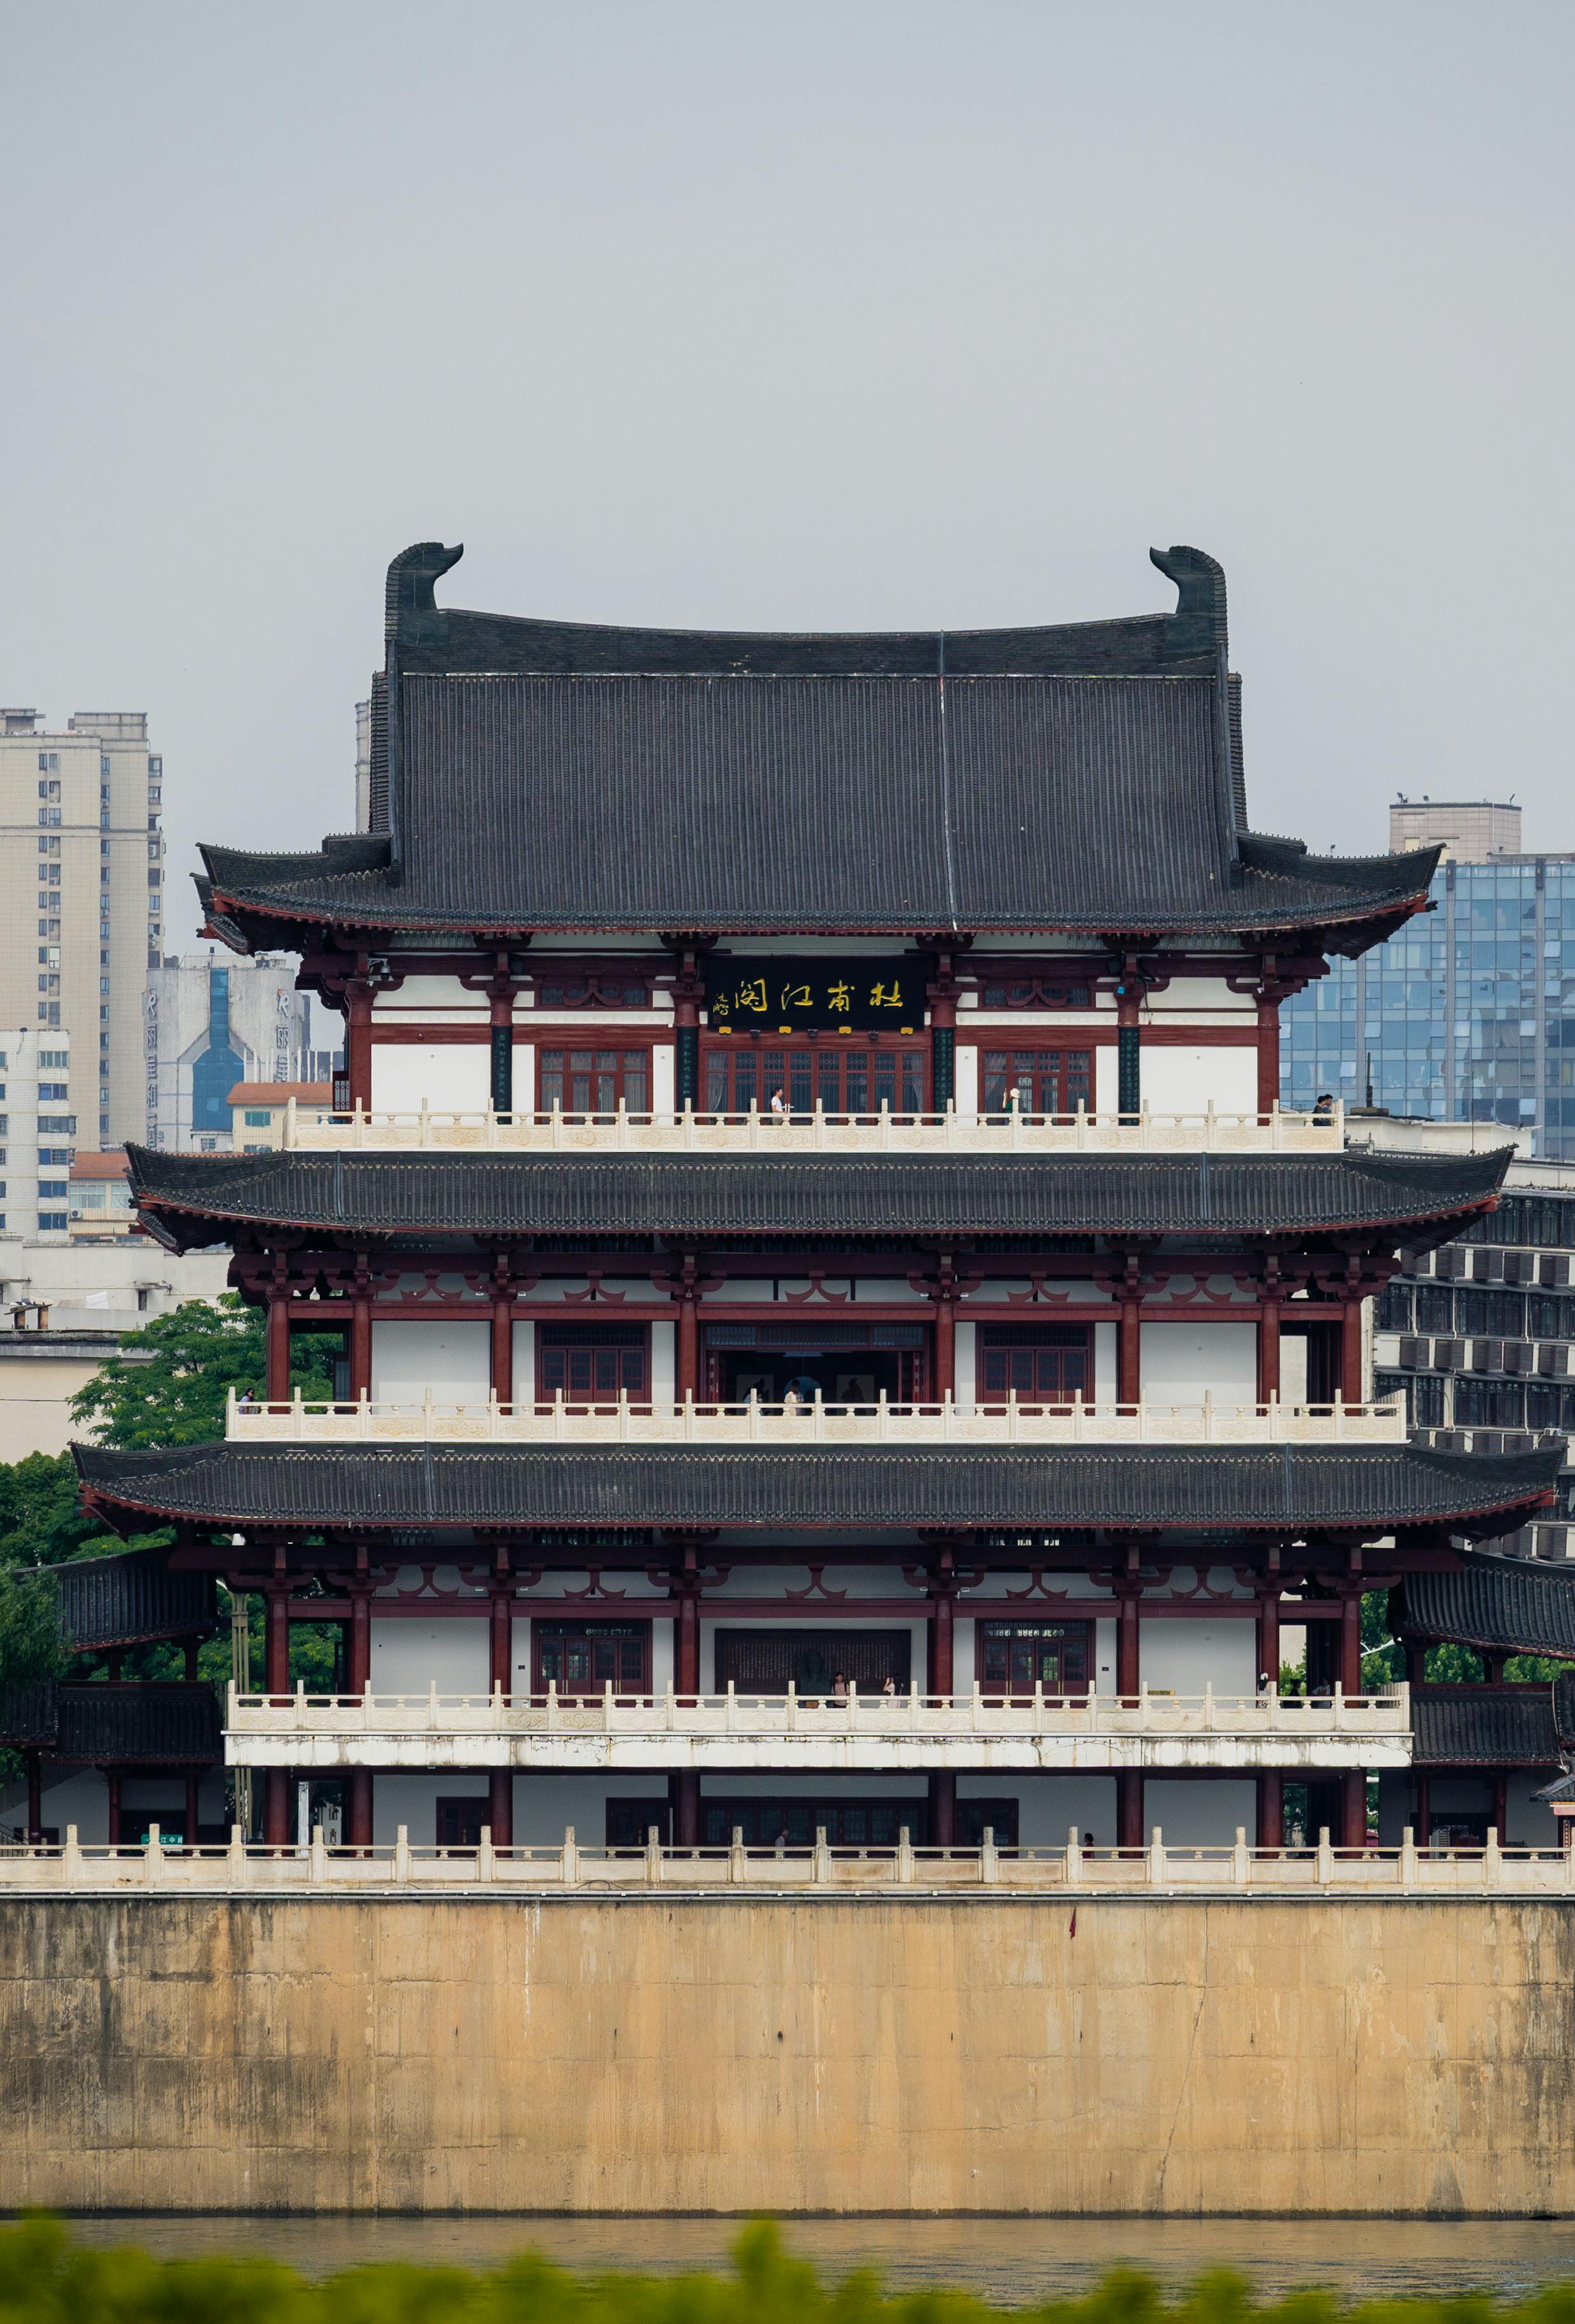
xmin=1149 ymin=545 xmax=1228 ymax=654
xmin=385 ymin=540 xmax=462 ymax=644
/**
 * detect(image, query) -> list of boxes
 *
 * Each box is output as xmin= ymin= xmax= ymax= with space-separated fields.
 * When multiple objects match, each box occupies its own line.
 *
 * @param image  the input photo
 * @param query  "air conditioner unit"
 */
xmin=1538 ymin=1344 xmax=1570 ymax=1376
xmin=1504 ymin=1251 xmax=1536 ymax=1286
xmin=1473 ymin=1249 xmax=1506 ymax=1283
xmin=1436 ymin=1248 xmax=1467 ymax=1281
xmin=1504 ymin=1342 xmax=1534 ymax=1375
xmin=1398 ymin=1338 xmax=1424 ymax=1369
xmin=1542 ymin=1255 xmax=1571 ymax=1288
xmin=1435 ymin=1337 xmax=1466 ymax=1371
xmin=1473 ymin=1339 xmax=1504 ymax=1372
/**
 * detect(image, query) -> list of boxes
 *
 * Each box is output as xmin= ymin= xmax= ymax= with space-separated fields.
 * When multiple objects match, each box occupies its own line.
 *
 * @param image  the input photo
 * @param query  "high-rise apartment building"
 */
xmin=1282 ymin=811 xmax=1575 ymax=1159
xmin=142 ymin=952 xmax=311 ymax=1151
xmin=0 ymin=707 xmax=163 ymax=1153
xmin=1389 ymin=798 xmax=1525 ymax=863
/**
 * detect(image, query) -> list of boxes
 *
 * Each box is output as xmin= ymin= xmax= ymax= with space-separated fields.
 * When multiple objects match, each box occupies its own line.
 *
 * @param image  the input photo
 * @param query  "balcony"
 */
xmin=275 ymin=1099 xmax=1344 ymax=1157
xmin=225 ymin=1389 xmax=1409 ymax=1447
xmin=12 ymin=1814 xmax=1555 ymax=1897
xmin=223 ymin=1682 xmax=1412 ymax=1774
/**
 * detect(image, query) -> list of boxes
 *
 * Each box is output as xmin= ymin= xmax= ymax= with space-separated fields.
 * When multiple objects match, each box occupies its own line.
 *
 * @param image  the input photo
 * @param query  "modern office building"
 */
xmin=142 ymin=952 xmax=312 ymax=1151
xmin=24 ymin=538 xmax=1563 ymax=1862
xmin=0 ymin=707 xmax=163 ymax=1152
xmin=1281 ymin=809 xmax=1575 ymax=1159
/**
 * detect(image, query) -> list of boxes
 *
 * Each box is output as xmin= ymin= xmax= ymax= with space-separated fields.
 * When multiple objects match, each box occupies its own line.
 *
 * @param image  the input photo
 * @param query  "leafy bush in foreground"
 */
xmin=1 ymin=2218 xmax=1573 ymax=2324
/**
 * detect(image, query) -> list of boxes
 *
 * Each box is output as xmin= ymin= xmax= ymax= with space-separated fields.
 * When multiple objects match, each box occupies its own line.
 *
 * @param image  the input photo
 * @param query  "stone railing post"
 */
xmin=227 ymin=1824 xmax=247 ymax=1878
xmin=645 ymin=1825 xmax=663 ymax=1884
xmin=1401 ymin=1825 xmax=1419 ymax=1889
xmin=478 ymin=1825 xmax=496 ymax=1882
xmin=561 ymin=1826 xmax=578 ymax=1885
xmin=394 ymin=1824 xmax=411 ymax=1882
xmin=1316 ymin=1825 xmax=1333 ymax=1886
xmin=898 ymin=1824 xmax=915 ymax=1884
xmin=309 ymin=1825 xmax=328 ymax=1884
xmin=1065 ymin=1826 xmax=1082 ymax=1887
xmin=1232 ymin=1826 xmax=1249 ymax=1886
xmin=813 ymin=1825 xmax=833 ymax=1884
xmin=981 ymin=1826 xmax=999 ymax=1886
xmin=730 ymin=1825 xmax=746 ymax=1884
xmin=144 ymin=1823 xmax=163 ymax=1886
xmin=1485 ymin=1826 xmax=1503 ymax=1889
xmin=62 ymin=1825 xmax=82 ymax=1884
xmin=1146 ymin=1826 xmax=1166 ymax=1886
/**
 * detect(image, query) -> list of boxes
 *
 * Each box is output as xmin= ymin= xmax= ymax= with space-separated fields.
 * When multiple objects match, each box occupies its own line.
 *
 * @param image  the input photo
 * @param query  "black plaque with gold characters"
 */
xmin=704 ymin=957 xmax=924 ymax=1034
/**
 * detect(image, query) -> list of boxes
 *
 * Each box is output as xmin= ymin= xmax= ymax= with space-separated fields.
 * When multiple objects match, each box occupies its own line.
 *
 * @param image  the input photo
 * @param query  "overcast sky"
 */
xmin=2 ymin=1 xmax=1571 ymax=922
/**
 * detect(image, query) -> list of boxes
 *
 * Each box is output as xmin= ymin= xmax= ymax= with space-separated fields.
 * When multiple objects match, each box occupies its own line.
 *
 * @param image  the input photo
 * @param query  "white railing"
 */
xmin=280 ymin=1098 xmax=1343 ymax=1157
xmin=4 ymin=1819 xmax=1566 ymax=1896
xmin=222 ymin=1683 xmax=1411 ymax=1773
xmin=225 ymin=1388 xmax=1408 ymax=1447
xmin=228 ymin=1682 xmax=1409 ymax=1740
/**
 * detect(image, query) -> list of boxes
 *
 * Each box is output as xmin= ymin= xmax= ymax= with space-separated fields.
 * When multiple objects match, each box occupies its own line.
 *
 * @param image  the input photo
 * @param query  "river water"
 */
xmin=55 ymin=2215 xmax=1575 ymax=2299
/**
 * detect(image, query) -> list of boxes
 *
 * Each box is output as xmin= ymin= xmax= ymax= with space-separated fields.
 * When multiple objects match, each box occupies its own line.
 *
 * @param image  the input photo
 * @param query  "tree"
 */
xmin=69 ymin=1291 xmax=340 ymax=1449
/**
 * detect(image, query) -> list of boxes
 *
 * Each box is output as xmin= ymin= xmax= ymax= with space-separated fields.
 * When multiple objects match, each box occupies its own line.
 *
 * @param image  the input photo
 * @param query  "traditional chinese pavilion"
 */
xmin=24 ymin=541 xmax=1571 ymax=1856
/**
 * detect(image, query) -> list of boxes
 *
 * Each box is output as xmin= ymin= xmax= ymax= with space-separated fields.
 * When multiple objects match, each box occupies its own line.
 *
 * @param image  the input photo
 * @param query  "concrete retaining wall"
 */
xmin=1 ymin=1893 xmax=1572 ymax=2214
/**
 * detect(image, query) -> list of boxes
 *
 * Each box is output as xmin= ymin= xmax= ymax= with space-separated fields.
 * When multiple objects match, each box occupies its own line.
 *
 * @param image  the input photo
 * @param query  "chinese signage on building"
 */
xmin=704 ymin=957 xmax=926 ymax=1033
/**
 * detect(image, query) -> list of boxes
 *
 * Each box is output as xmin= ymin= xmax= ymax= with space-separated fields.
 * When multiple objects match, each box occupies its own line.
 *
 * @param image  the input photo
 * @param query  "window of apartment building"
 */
xmin=37 ymin=808 xmax=60 ymax=827
xmin=100 ymin=840 xmax=109 ymax=856
xmin=37 ymin=1149 xmax=71 ymax=1165
xmin=38 ymin=1004 xmax=59 ymax=1027
xmin=243 ymin=1110 xmax=272 ymax=1127
xmin=38 ymin=1085 xmax=67 ymax=1102
xmin=36 ymin=1181 xmax=67 ymax=1200
xmin=38 ymin=1117 xmax=75 ymax=1136
xmin=39 ymin=1053 xmax=68 ymax=1069
xmin=147 ymin=840 xmax=160 ymax=860
xmin=36 ymin=753 xmax=58 ymax=774
xmin=36 ymin=1213 xmax=66 ymax=1233
xmin=36 ymin=780 xmax=60 ymax=802
xmin=147 ymin=868 xmax=160 ymax=887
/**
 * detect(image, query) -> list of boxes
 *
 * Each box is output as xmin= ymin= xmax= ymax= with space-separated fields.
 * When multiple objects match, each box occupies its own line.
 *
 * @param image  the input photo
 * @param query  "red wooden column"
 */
xmin=1340 ymin=1769 xmax=1367 ymax=1849
xmin=263 ymin=1582 xmax=291 ymax=1847
xmin=265 ymin=1290 xmax=291 ymax=1403
xmin=1406 ymin=1640 xmax=1428 ymax=1688
xmin=345 ymin=975 xmax=375 ymax=1110
xmin=1116 ymin=1590 xmax=1141 ymax=1701
xmin=350 ymin=1297 xmax=371 ymax=1402
xmin=1256 ymin=1771 xmax=1283 ymax=1851
xmin=928 ymin=1590 xmax=955 ymax=1699
xmin=490 ymin=1296 xmax=513 ymax=1405
xmin=932 ymin=1280 xmax=956 ymax=1402
xmin=669 ymin=1773 xmax=700 ymax=1847
xmin=1118 ymin=1298 xmax=1141 ymax=1409
xmin=671 ymin=1258 xmax=701 ymax=1402
xmin=1255 ymin=989 xmax=1281 ymax=1120
xmin=1340 ymin=1298 xmax=1365 ymax=1405
xmin=1116 ymin=1772 xmax=1144 ymax=1851
xmin=1338 ymin=1589 xmax=1364 ymax=1696
xmin=1257 ymin=1590 xmax=1281 ymax=1693
xmin=928 ymin=1771 xmax=957 ymax=1848
xmin=1258 ymin=1260 xmax=1282 ymax=1404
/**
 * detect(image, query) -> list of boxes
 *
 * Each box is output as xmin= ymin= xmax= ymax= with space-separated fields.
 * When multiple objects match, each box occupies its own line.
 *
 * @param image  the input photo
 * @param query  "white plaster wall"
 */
xmin=1093 ymin=1617 xmax=1117 ymax=1693
xmin=1139 ymin=1618 xmax=1258 ymax=1696
xmin=370 ymin=1043 xmax=490 ymax=1112
xmin=958 ymin=1774 xmax=1117 ymax=1847
xmin=1139 ymin=1045 xmax=1258 ymax=1116
xmin=373 ymin=977 xmax=475 ymax=1017
xmin=1093 ymin=1322 xmax=1117 ymax=1402
xmin=1141 ymin=1777 xmax=1258 ymax=1846
xmin=954 ymin=1044 xmax=979 ymax=1118
xmin=511 ymin=1615 xmax=531 ymax=1693
xmin=512 ymin=1041 xmax=534 ymax=1111
xmin=35 ymin=1769 xmax=113 ymax=1842
xmin=510 ymin=1772 xmax=677 ymax=1847
xmin=370 ymin=1617 xmax=490 ymax=1695
xmin=651 ymin=1618 xmax=675 ymax=1694
xmin=512 ymin=1321 xmax=534 ymax=1402
xmin=1094 ymin=1046 xmax=1118 ymax=1113
xmin=954 ymin=1322 xmax=975 ymax=1412
xmin=650 ymin=1321 xmax=675 ymax=1403
xmin=652 ymin=1041 xmax=675 ymax=1113
xmin=1280 ymin=1333 xmax=1310 ymax=1403
xmin=1140 ymin=1319 xmax=1257 ymax=1405
xmin=371 ymin=1318 xmax=490 ymax=1403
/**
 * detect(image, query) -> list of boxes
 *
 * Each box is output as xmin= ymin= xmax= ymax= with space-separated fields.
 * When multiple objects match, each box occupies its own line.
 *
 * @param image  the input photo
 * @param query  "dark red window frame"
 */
xmin=979 ymin=1047 xmax=1093 ymax=1116
xmin=702 ymin=1037 xmax=928 ymax=1118
xmin=975 ymin=1620 xmax=1092 ymax=1697
xmin=536 ymin=1322 xmax=649 ymax=1405
xmin=976 ymin=1323 xmax=1092 ymax=1404
xmin=531 ymin=1619 xmax=653 ymax=1696
xmin=535 ymin=1045 xmax=651 ymax=1115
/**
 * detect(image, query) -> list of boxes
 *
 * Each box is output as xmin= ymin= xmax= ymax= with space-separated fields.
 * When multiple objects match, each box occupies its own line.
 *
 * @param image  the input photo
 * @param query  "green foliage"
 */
xmin=0 ymin=1569 xmax=68 ymax=1698
xmin=69 ymin=1293 xmax=341 ymax=1451
xmin=3 ymin=2218 xmax=1575 ymax=2324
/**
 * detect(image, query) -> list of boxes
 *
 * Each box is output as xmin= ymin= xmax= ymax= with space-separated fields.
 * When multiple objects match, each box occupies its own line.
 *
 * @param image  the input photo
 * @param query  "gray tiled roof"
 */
xmin=1411 ymin=1684 xmax=1561 ymax=1767
xmin=125 ymin=1145 xmax=1510 ymax=1248
xmin=196 ymin=543 xmax=1439 ymax=947
xmin=1394 ymin=1557 xmax=1575 ymax=1660
xmin=74 ymin=1438 xmax=1563 ymax=1538
xmin=0 ymin=1682 xmax=221 ymax=1764
xmin=40 ymin=1545 xmax=216 ymax=1651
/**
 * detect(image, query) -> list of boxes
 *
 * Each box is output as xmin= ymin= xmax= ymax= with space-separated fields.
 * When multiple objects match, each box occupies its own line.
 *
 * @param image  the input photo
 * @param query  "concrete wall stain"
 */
xmin=1 ymin=1896 xmax=1574 ymax=2215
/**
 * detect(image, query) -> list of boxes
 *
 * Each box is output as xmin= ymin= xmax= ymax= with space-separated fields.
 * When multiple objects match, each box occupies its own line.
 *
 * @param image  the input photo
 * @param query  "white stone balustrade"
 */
xmin=225 ymin=1388 xmax=1408 ymax=1447
xmin=223 ymin=1681 xmax=1411 ymax=1774
xmin=279 ymin=1098 xmax=1343 ymax=1156
xmin=2 ymin=1816 xmax=1561 ymax=1896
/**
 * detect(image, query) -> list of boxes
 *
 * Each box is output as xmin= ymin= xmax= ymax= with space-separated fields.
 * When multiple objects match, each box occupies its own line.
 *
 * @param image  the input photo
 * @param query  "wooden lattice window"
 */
xmin=537 ymin=1047 xmax=649 ymax=1115
xmin=977 ymin=1323 xmax=1091 ymax=1403
xmin=980 ymin=1048 xmax=1093 ymax=1116
xmin=704 ymin=1044 xmax=926 ymax=1117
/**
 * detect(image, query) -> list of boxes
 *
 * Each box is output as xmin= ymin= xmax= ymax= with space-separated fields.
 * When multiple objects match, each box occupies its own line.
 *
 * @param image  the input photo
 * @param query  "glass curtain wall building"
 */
xmin=1281 ymin=856 xmax=1575 ymax=1157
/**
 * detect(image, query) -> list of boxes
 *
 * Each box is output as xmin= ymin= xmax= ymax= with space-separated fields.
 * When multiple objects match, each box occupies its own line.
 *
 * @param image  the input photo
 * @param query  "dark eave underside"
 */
xmin=1394 ymin=1559 xmax=1575 ymax=1660
xmin=74 ymin=1440 xmax=1563 ymax=1537
xmin=124 ymin=1146 xmax=1509 ymax=1246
